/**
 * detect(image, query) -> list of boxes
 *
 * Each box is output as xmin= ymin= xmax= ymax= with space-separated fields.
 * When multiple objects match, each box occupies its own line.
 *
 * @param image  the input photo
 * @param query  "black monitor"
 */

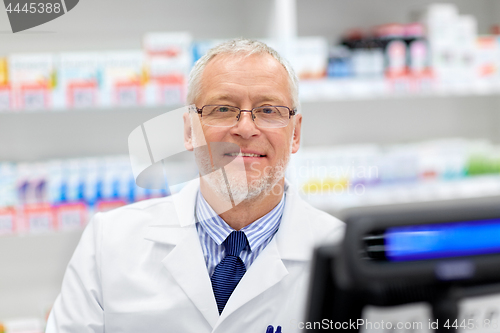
xmin=305 ymin=198 xmax=500 ymax=332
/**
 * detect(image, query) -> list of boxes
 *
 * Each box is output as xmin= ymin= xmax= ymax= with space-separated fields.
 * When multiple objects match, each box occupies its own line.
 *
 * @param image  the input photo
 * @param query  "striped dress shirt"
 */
xmin=195 ymin=190 xmax=285 ymax=277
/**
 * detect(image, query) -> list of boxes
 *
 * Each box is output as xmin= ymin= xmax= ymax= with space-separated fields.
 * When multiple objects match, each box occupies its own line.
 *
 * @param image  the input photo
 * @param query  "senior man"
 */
xmin=46 ymin=39 xmax=344 ymax=333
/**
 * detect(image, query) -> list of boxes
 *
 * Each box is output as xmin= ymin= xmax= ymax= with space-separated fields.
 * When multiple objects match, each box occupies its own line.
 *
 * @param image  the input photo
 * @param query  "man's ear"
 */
xmin=291 ymin=114 xmax=302 ymax=154
xmin=183 ymin=112 xmax=194 ymax=151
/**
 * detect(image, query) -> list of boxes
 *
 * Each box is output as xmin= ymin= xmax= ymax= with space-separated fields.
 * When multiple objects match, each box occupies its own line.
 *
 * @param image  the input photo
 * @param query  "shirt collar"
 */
xmin=195 ymin=190 xmax=285 ymax=252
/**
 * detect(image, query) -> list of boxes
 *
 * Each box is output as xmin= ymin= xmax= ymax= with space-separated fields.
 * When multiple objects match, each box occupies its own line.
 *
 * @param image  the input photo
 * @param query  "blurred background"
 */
xmin=1 ymin=0 xmax=500 ymax=331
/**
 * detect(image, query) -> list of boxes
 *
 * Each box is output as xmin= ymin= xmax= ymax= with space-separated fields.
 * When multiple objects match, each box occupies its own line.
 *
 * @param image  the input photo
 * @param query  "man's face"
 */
xmin=187 ymin=53 xmax=302 ymax=200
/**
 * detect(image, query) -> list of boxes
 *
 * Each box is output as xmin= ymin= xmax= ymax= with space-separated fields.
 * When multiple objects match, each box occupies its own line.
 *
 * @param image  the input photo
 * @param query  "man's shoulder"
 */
xmin=93 ymin=194 xmax=181 ymax=230
xmin=99 ymin=179 xmax=199 ymax=222
xmin=304 ymin=199 xmax=344 ymax=239
xmin=102 ymin=195 xmax=174 ymax=214
xmin=286 ymin=192 xmax=345 ymax=244
xmin=84 ymin=194 xmax=190 ymax=252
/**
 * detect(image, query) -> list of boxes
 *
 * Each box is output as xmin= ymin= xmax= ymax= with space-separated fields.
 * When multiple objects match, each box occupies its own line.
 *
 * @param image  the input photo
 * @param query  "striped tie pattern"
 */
xmin=211 ymin=231 xmax=248 ymax=314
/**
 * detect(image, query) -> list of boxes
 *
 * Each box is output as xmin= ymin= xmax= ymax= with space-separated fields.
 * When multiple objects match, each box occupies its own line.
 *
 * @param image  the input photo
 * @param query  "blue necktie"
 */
xmin=211 ymin=231 xmax=248 ymax=314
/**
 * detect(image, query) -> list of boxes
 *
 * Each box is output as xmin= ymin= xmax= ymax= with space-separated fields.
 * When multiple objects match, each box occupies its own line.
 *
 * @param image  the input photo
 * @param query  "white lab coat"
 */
xmin=46 ymin=179 xmax=344 ymax=333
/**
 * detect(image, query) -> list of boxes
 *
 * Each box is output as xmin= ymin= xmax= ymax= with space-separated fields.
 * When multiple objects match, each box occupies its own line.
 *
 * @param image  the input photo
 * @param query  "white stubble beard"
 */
xmin=193 ymin=128 xmax=294 ymax=204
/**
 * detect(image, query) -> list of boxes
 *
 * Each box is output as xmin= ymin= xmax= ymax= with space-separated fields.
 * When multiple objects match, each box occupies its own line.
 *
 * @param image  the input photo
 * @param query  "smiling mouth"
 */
xmin=224 ymin=153 xmax=266 ymax=157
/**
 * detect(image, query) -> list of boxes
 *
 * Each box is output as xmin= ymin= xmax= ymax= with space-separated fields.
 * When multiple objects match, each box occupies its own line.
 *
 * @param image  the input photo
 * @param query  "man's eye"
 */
xmin=261 ymin=107 xmax=276 ymax=114
xmin=217 ymin=106 xmax=231 ymax=113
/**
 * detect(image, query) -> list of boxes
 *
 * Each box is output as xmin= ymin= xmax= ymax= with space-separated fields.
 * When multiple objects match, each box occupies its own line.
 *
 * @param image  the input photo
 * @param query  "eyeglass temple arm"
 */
xmin=196 ymin=106 xmax=296 ymax=117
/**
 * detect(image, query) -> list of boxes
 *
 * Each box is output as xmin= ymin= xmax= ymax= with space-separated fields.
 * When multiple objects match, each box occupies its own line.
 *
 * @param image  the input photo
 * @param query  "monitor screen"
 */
xmin=385 ymin=218 xmax=500 ymax=261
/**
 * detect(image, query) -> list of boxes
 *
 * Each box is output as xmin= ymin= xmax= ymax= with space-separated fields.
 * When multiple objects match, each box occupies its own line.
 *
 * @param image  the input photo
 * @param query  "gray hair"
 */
xmin=187 ymin=38 xmax=300 ymax=111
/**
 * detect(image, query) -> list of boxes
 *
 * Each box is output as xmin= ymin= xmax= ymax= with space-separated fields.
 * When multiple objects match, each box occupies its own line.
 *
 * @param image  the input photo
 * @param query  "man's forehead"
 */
xmin=202 ymin=53 xmax=288 ymax=84
xmin=204 ymin=91 xmax=287 ymax=105
xmin=206 ymin=52 xmax=285 ymax=75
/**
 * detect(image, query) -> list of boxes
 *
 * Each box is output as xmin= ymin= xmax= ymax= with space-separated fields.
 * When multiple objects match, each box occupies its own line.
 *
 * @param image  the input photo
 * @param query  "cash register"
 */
xmin=305 ymin=200 xmax=500 ymax=332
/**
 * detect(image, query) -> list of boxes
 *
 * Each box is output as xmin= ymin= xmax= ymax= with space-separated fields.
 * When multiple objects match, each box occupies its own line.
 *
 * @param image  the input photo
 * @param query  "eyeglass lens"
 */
xmin=201 ymin=105 xmax=289 ymax=128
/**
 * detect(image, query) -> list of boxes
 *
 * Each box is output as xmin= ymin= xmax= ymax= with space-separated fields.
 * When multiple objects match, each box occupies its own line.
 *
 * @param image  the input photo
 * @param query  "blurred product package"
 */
xmin=53 ymin=52 xmax=104 ymax=109
xmin=8 ymin=53 xmax=55 ymax=110
xmin=336 ymin=23 xmax=432 ymax=81
xmin=347 ymin=30 xmax=385 ymax=78
xmin=102 ymin=50 xmax=145 ymax=107
xmin=476 ymin=35 xmax=500 ymax=82
xmin=143 ymin=31 xmax=192 ymax=106
xmin=0 ymin=154 xmax=199 ymax=236
xmin=323 ymin=2 xmax=500 ymax=94
xmin=0 ymin=58 xmax=9 ymax=111
xmin=289 ymin=138 xmax=500 ymax=211
xmin=419 ymin=3 xmax=478 ymax=85
xmin=327 ymin=45 xmax=353 ymax=78
xmin=404 ymin=23 xmax=430 ymax=76
xmin=2 ymin=5 xmax=500 ymax=112
xmin=0 ymin=163 xmax=16 ymax=236
xmin=288 ymin=37 xmax=329 ymax=80
xmin=1 ymin=138 xmax=500 ymax=236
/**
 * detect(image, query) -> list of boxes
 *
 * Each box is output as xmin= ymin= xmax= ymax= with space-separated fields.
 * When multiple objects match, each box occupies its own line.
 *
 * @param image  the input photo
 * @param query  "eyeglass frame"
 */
xmin=196 ymin=104 xmax=297 ymax=128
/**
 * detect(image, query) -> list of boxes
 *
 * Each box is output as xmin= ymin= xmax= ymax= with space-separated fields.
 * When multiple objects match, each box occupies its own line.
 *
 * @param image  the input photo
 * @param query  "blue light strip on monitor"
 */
xmin=385 ymin=218 xmax=500 ymax=261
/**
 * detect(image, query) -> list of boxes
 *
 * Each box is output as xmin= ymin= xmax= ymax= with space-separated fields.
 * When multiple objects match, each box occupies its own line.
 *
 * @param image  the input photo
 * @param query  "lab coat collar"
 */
xmin=161 ymin=224 xmax=220 ymax=328
xmin=274 ymin=180 xmax=317 ymax=262
xmin=144 ymin=178 xmax=317 ymax=261
xmin=143 ymin=178 xmax=200 ymax=245
xmin=144 ymin=179 xmax=220 ymax=328
xmin=144 ymin=177 xmax=318 ymax=328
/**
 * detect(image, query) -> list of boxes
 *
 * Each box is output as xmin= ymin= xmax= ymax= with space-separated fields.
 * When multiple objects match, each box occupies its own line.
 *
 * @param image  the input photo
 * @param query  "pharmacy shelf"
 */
xmin=299 ymin=78 xmax=500 ymax=102
xmin=2 ymin=78 xmax=500 ymax=116
xmin=0 ymin=106 xmax=176 ymax=162
xmin=2 ymin=94 xmax=500 ymax=161
xmin=304 ymin=175 xmax=500 ymax=215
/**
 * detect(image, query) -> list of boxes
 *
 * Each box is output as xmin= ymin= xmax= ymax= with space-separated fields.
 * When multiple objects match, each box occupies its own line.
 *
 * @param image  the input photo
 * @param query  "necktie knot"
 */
xmin=223 ymin=231 xmax=248 ymax=257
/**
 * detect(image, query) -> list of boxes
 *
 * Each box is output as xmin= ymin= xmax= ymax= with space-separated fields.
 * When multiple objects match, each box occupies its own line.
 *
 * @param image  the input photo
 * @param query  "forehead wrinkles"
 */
xmin=198 ymin=53 xmax=291 ymax=103
xmin=205 ymin=53 xmax=287 ymax=83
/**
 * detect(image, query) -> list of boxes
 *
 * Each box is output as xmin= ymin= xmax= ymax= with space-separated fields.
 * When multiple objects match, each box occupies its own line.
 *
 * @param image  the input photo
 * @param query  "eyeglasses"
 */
xmin=196 ymin=105 xmax=296 ymax=128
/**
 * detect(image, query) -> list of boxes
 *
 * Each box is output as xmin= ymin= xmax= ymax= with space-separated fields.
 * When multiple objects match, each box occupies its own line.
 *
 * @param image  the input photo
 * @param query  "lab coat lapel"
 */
xmin=161 ymin=225 xmax=219 ymax=328
xmin=144 ymin=179 xmax=220 ymax=328
xmin=215 ymin=237 xmax=288 ymax=327
xmin=274 ymin=184 xmax=317 ymax=261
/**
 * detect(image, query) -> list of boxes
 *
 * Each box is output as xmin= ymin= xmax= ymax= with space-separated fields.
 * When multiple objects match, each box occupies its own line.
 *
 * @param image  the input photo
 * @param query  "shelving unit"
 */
xmin=306 ymin=174 xmax=500 ymax=213
xmin=1 ymin=0 xmax=500 ymax=323
xmin=0 ymin=106 xmax=173 ymax=161
xmin=299 ymin=78 xmax=500 ymax=101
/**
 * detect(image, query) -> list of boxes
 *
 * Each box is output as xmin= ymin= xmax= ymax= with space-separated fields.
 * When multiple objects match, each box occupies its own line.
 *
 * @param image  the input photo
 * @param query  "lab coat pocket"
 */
xmin=105 ymin=307 xmax=213 ymax=333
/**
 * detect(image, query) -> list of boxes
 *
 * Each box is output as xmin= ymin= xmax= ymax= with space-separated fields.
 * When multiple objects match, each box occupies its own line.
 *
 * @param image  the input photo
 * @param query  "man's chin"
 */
xmin=198 ymin=155 xmax=288 ymax=204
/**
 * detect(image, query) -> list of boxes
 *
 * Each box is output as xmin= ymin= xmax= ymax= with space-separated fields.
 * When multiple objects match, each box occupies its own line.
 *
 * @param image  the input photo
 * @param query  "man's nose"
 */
xmin=232 ymin=111 xmax=259 ymax=138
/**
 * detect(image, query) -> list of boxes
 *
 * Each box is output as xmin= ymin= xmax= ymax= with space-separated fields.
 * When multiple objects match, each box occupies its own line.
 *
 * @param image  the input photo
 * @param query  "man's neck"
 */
xmin=200 ymin=178 xmax=285 ymax=230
